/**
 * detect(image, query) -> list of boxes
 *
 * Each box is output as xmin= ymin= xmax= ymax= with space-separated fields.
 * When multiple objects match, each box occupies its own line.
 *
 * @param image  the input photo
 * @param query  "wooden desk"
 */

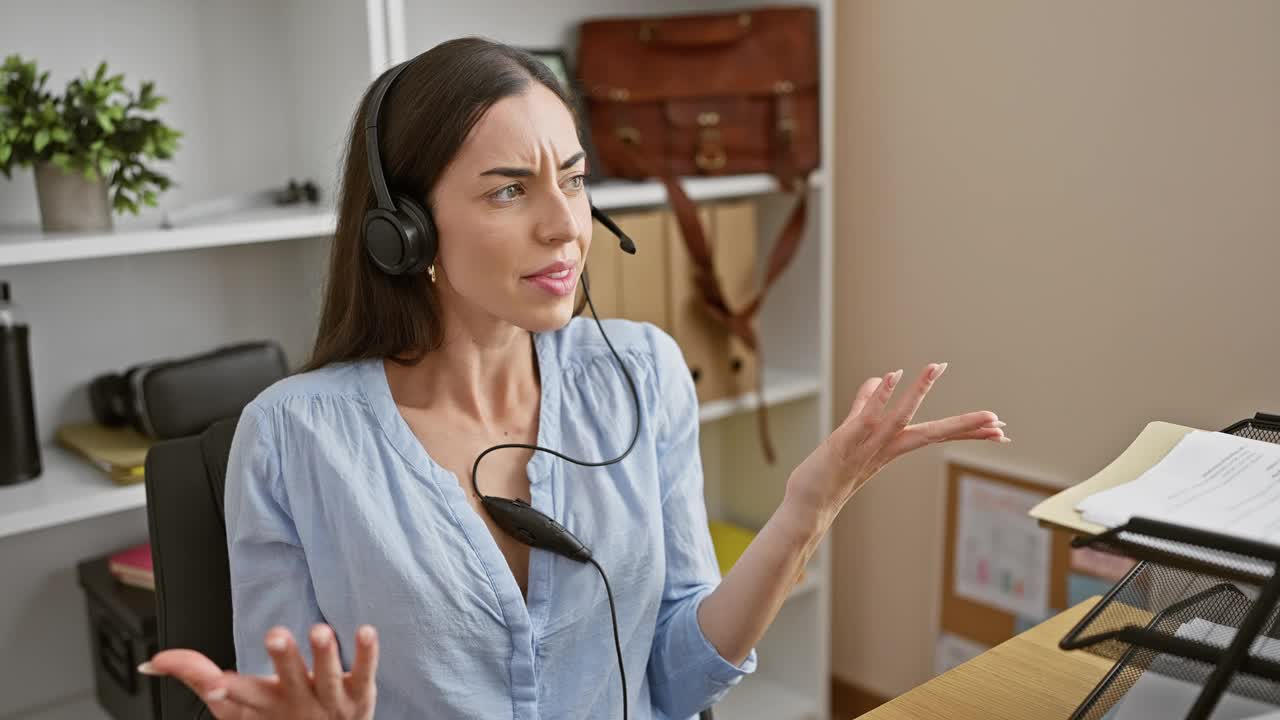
xmin=859 ymin=598 xmax=1115 ymax=719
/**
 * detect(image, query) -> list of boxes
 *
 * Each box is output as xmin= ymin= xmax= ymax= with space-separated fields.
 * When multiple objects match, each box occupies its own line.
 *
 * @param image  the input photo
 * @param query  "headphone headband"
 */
xmin=365 ymin=61 xmax=414 ymax=212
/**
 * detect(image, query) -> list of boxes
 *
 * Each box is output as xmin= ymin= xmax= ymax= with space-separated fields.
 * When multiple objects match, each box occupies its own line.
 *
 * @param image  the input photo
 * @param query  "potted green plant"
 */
xmin=0 ymin=55 xmax=181 ymax=232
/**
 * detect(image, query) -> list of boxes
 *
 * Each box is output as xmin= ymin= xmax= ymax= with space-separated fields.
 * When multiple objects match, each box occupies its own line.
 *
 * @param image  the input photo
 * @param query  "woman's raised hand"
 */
xmin=785 ymin=363 xmax=1008 ymax=524
xmin=140 ymin=624 xmax=379 ymax=720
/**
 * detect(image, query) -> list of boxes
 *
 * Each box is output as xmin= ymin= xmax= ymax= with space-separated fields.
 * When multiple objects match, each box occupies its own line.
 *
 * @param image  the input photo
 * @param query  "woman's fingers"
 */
xmin=347 ymin=625 xmax=380 ymax=703
xmin=871 ymin=369 xmax=903 ymax=418
xmin=845 ymin=376 xmax=884 ymax=421
xmin=263 ymin=627 xmax=312 ymax=700
xmin=311 ymin=624 xmax=346 ymax=708
xmin=214 ymin=674 xmax=283 ymax=714
xmin=876 ymin=363 xmax=946 ymax=444
xmin=142 ymin=649 xmax=227 ymax=704
xmin=140 ymin=650 xmax=257 ymax=718
xmin=199 ymin=694 xmax=247 ymax=720
xmin=845 ymin=369 xmax=902 ymax=448
xmin=889 ymin=412 xmax=1006 ymax=455
xmin=947 ymin=426 xmax=1011 ymax=442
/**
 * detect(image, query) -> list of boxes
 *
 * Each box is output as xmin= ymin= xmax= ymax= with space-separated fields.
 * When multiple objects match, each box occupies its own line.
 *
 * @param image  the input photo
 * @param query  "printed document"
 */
xmin=1075 ymin=430 xmax=1280 ymax=574
xmin=1077 ymin=429 xmax=1280 ymax=540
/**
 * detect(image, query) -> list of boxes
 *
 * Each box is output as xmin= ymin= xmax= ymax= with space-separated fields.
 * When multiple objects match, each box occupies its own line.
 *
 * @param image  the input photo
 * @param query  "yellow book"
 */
xmin=708 ymin=520 xmax=757 ymax=577
xmin=56 ymin=422 xmax=152 ymax=485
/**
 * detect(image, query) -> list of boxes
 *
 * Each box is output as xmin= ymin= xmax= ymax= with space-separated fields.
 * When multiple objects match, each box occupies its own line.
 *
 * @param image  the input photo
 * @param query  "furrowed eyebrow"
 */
xmin=559 ymin=151 xmax=586 ymax=170
xmin=479 ymin=151 xmax=586 ymax=178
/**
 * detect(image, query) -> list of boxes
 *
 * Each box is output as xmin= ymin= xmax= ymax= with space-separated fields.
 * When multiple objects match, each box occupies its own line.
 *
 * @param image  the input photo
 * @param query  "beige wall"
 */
xmin=831 ymin=0 xmax=1280 ymax=697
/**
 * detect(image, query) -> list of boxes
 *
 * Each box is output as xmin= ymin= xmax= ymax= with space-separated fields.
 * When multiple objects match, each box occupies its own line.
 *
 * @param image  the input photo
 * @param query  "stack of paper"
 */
xmin=1029 ymin=422 xmax=1280 ymax=576
xmin=1076 ymin=429 xmax=1280 ymax=539
xmin=1073 ymin=429 xmax=1280 ymax=576
xmin=1029 ymin=421 xmax=1199 ymax=536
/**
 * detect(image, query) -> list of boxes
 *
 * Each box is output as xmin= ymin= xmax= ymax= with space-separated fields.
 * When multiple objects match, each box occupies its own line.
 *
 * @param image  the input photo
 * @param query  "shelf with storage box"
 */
xmin=0 ymin=171 xmax=823 ymax=269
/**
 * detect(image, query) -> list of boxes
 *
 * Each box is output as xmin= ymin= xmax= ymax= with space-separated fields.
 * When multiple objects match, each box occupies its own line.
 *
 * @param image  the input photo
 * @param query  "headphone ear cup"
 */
xmin=362 ymin=194 xmax=437 ymax=276
xmin=392 ymin=193 xmax=437 ymax=276
xmin=88 ymin=372 xmax=130 ymax=427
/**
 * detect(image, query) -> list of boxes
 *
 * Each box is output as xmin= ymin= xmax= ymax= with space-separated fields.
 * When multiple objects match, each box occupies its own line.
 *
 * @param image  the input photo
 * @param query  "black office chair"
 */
xmin=145 ymin=416 xmax=239 ymax=718
xmin=145 ymin=415 xmax=714 ymax=720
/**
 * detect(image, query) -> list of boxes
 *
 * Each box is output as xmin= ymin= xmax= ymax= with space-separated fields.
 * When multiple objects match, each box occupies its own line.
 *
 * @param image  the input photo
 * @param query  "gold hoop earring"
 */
xmin=427 ymin=263 xmax=437 ymax=283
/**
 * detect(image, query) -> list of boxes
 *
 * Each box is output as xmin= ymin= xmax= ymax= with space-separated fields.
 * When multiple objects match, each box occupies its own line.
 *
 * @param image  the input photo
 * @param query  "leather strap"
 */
xmin=612 ymin=138 xmax=809 ymax=463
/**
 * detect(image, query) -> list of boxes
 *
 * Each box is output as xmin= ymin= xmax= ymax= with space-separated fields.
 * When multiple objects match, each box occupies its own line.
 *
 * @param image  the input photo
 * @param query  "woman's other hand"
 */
xmin=139 ymin=624 xmax=379 ymax=719
xmin=785 ymin=363 xmax=1008 ymax=526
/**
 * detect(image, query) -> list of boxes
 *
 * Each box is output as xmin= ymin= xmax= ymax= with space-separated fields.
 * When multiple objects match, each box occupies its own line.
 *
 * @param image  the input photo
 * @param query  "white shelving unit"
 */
xmin=0 ymin=1 xmax=834 ymax=718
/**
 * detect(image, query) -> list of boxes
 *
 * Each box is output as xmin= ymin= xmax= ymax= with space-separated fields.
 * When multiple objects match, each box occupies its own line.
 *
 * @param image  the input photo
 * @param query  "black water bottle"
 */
xmin=0 ymin=282 xmax=41 ymax=485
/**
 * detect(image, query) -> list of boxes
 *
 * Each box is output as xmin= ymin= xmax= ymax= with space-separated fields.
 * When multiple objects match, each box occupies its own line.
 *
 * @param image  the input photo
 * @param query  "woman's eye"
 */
xmin=490 ymin=184 xmax=524 ymax=203
xmin=563 ymin=174 xmax=586 ymax=191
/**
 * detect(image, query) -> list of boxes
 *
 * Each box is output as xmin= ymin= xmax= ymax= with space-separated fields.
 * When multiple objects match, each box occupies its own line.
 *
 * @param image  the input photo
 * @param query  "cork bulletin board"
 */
xmin=939 ymin=461 xmax=1075 ymax=649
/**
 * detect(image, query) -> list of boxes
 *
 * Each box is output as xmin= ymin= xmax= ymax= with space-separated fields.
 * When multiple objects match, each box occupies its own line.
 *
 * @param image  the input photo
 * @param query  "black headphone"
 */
xmin=363 ymin=54 xmax=641 ymax=719
xmin=362 ymin=59 xmax=634 ymax=276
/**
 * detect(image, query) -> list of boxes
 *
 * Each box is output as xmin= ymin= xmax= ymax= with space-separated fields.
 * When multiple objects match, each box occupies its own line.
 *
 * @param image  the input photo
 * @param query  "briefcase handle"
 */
xmin=636 ymin=12 xmax=755 ymax=47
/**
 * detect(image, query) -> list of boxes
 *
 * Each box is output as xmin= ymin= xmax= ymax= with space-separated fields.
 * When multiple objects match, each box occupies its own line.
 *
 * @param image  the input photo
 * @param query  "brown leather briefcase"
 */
xmin=578 ymin=6 xmax=820 ymax=463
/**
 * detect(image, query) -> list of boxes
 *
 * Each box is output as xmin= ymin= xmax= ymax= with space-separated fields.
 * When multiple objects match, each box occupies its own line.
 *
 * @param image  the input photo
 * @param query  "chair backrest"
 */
xmin=144 ymin=414 xmax=715 ymax=720
xmin=145 ymin=415 xmax=239 ymax=718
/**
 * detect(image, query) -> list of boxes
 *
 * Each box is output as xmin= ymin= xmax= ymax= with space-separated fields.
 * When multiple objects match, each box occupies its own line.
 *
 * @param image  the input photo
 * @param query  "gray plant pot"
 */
xmin=33 ymin=162 xmax=112 ymax=233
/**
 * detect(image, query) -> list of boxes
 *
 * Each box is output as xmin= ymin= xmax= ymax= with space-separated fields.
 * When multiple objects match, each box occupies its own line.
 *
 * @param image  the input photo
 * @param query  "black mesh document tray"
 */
xmin=1059 ymin=413 xmax=1280 ymax=720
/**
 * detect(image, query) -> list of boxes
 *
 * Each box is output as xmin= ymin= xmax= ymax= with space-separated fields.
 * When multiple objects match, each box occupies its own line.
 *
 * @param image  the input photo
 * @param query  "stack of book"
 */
xmin=108 ymin=543 xmax=154 ymax=591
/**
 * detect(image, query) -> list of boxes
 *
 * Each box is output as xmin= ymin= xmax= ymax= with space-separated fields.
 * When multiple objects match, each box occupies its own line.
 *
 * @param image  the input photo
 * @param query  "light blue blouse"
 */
xmin=224 ymin=316 xmax=758 ymax=719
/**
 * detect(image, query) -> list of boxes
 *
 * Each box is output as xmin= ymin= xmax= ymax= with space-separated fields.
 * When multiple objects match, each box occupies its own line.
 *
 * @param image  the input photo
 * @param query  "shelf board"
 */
xmin=700 ymin=367 xmax=820 ymax=424
xmin=715 ymin=676 xmax=822 ymax=720
xmin=0 ymin=204 xmax=335 ymax=268
xmin=0 ymin=170 xmax=823 ymax=269
xmin=0 ymin=445 xmax=145 ymax=539
xmin=590 ymin=169 xmax=824 ymax=211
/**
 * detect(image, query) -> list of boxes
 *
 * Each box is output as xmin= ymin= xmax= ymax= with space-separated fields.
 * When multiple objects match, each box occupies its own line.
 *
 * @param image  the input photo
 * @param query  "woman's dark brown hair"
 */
xmin=302 ymin=37 xmax=586 ymax=373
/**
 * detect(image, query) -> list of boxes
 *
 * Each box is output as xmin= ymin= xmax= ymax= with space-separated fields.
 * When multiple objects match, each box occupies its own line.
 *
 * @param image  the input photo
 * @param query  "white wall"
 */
xmin=831 ymin=0 xmax=1280 ymax=698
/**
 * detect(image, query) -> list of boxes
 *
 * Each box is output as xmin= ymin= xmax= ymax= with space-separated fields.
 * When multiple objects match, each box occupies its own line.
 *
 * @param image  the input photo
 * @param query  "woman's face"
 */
xmin=429 ymin=82 xmax=592 ymax=335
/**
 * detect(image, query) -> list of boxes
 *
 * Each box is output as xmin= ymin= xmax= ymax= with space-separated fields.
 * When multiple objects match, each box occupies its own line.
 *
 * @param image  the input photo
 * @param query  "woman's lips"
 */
xmin=522 ymin=266 xmax=577 ymax=296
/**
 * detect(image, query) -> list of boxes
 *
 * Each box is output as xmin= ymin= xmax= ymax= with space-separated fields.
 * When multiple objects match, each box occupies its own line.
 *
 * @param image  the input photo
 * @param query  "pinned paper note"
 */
xmin=954 ymin=474 xmax=1052 ymax=618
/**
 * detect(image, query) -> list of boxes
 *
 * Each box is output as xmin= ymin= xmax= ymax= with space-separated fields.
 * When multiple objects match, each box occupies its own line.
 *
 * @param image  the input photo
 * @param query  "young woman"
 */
xmin=141 ymin=38 xmax=1008 ymax=720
